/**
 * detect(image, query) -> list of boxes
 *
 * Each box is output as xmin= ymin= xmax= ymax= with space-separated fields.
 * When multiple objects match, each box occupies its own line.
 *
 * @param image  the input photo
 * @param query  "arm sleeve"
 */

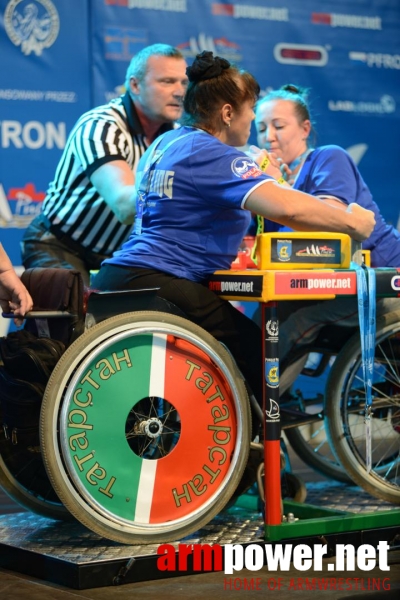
xmin=72 ymin=117 xmax=129 ymax=177
xmin=305 ymin=146 xmax=359 ymax=205
xmin=189 ymin=137 xmax=273 ymax=209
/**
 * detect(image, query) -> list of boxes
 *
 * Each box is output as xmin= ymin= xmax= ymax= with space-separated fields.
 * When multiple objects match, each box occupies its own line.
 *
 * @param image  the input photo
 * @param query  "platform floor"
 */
xmin=1 ymin=453 xmax=399 ymax=599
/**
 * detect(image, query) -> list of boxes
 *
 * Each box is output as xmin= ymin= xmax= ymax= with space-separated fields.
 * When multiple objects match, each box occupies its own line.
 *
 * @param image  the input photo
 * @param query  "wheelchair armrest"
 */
xmin=86 ymin=288 xmax=159 ymax=325
xmin=85 ymin=288 xmax=187 ymax=325
xmin=2 ymin=310 xmax=76 ymax=319
xmin=25 ymin=310 xmax=76 ymax=318
xmin=19 ymin=268 xmax=85 ymax=346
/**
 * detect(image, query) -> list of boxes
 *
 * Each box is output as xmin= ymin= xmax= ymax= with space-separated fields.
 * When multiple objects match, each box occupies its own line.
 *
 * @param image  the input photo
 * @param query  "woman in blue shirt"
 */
xmin=255 ymin=84 xmax=400 ymax=366
xmin=92 ymin=55 xmax=374 ymax=406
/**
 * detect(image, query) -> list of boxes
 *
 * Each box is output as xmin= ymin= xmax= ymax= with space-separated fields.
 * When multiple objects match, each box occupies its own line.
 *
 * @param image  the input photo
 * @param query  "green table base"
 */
xmin=230 ymin=490 xmax=400 ymax=542
xmin=267 ymin=500 xmax=400 ymax=541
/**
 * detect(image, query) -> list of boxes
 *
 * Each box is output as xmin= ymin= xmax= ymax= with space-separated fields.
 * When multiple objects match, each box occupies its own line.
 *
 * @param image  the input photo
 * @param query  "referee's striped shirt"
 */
xmin=42 ymin=93 xmax=173 ymax=257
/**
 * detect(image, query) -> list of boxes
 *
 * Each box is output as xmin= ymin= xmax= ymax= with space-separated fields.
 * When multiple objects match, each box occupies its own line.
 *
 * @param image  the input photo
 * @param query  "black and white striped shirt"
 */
xmin=42 ymin=93 xmax=172 ymax=256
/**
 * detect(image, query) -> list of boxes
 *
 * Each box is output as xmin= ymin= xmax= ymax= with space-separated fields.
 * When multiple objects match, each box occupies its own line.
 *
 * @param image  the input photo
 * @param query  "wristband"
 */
xmin=259 ymin=156 xmax=270 ymax=171
xmin=277 ymin=177 xmax=286 ymax=184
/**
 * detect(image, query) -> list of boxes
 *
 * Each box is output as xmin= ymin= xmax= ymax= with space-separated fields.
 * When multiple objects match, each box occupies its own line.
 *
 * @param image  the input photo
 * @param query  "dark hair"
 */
xmin=257 ymin=84 xmax=316 ymax=142
xmin=181 ymin=51 xmax=260 ymax=130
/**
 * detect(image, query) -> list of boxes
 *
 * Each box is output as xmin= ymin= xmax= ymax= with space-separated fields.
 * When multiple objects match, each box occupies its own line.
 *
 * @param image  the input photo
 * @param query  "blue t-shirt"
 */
xmin=264 ymin=145 xmax=400 ymax=267
xmin=105 ymin=127 xmax=274 ymax=281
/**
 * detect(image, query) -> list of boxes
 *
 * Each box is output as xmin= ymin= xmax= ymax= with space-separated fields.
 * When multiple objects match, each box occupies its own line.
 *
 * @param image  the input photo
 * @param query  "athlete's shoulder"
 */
xmin=314 ymin=144 xmax=347 ymax=157
xmin=312 ymin=144 xmax=355 ymax=167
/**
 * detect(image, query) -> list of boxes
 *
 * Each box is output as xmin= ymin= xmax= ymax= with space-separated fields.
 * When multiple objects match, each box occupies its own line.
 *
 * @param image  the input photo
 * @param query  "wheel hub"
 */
xmin=137 ymin=417 xmax=163 ymax=439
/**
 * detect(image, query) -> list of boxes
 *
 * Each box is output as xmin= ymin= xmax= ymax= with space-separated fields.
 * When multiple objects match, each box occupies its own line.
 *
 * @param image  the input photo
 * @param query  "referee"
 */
xmin=21 ymin=44 xmax=188 ymax=285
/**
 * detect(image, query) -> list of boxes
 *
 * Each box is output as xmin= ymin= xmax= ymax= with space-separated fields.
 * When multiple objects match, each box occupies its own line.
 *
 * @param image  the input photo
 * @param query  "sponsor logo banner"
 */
xmin=349 ymin=52 xmax=400 ymax=70
xmin=265 ymin=359 xmax=279 ymax=388
xmin=311 ymin=12 xmax=382 ymax=30
xmin=391 ymin=276 xmax=400 ymax=291
xmin=328 ymin=95 xmax=396 ymax=115
xmin=0 ymin=183 xmax=44 ymax=229
xmin=265 ymin=319 xmax=279 ymax=339
xmin=274 ymin=272 xmax=357 ymax=295
xmin=208 ymin=275 xmax=263 ymax=298
xmin=105 ymin=0 xmax=187 ymax=10
xmin=177 ymin=34 xmax=242 ymax=62
xmin=211 ymin=3 xmax=289 ymax=21
xmin=375 ymin=269 xmax=400 ymax=297
xmin=272 ymin=239 xmax=340 ymax=264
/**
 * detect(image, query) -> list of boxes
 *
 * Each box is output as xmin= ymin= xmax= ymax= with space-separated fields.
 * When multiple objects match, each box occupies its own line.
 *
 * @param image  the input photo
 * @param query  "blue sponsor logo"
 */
xmin=277 ymin=240 xmax=292 ymax=261
xmin=265 ymin=360 xmax=279 ymax=387
xmin=104 ymin=27 xmax=147 ymax=61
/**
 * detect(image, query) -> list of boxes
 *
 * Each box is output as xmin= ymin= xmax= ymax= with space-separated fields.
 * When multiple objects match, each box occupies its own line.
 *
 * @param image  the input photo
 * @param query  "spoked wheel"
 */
xmin=284 ymin=389 xmax=352 ymax=483
xmin=40 ymin=311 xmax=251 ymax=544
xmin=255 ymin=461 xmax=307 ymax=510
xmin=325 ymin=309 xmax=400 ymax=504
xmin=281 ymin=350 xmax=352 ymax=483
xmin=0 ymin=426 xmax=70 ymax=520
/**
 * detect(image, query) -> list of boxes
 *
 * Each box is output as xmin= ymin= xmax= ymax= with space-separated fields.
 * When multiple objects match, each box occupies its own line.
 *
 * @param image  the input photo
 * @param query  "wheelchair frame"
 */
xmin=1 ymin=264 xmax=400 ymax=546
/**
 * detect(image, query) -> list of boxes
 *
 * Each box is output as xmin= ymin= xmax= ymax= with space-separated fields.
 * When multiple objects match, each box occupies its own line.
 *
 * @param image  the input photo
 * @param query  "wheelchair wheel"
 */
xmin=285 ymin=416 xmax=352 ymax=484
xmin=325 ymin=309 xmax=400 ymax=504
xmin=40 ymin=311 xmax=251 ymax=544
xmin=281 ymin=351 xmax=352 ymax=483
xmin=0 ymin=427 xmax=70 ymax=520
xmin=281 ymin=471 xmax=307 ymax=503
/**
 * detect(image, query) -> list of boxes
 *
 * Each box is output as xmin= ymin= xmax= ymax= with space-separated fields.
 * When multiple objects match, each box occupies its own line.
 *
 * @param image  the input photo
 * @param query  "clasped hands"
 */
xmin=245 ymin=146 xmax=292 ymax=184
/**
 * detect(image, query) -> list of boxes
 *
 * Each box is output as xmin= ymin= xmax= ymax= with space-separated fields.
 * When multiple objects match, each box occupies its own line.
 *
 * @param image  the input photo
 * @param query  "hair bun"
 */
xmin=282 ymin=84 xmax=304 ymax=96
xmin=187 ymin=51 xmax=230 ymax=83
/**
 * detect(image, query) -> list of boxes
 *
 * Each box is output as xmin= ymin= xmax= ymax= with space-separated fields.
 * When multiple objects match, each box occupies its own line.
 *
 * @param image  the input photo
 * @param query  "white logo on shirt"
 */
xmin=231 ymin=157 xmax=262 ymax=179
xmin=149 ymin=170 xmax=175 ymax=199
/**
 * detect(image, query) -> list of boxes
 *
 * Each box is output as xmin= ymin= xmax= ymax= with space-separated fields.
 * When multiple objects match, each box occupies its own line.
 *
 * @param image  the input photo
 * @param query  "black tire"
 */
xmin=325 ymin=309 xmax=400 ymax=504
xmin=0 ymin=427 xmax=70 ymax=520
xmin=285 ymin=419 xmax=352 ymax=483
xmin=40 ymin=311 xmax=251 ymax=544
xmin=281 ymin=471 xmax=307 ymax=503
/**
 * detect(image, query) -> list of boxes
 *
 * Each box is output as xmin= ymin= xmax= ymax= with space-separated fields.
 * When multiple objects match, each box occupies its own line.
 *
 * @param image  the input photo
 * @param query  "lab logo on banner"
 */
xmin=328 ymin=95 xmax=396 ymax=115
xmin=4 ymin=0 xmax=60 ymax=56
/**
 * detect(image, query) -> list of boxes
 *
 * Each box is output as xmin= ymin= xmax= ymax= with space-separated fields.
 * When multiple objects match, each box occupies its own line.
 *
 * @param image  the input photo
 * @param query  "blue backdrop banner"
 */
xmin=1 ymin=0 xmax=399 ymax=266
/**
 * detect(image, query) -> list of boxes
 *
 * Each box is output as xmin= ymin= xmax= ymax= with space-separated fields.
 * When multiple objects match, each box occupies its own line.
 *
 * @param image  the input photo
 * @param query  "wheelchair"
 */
xmin=279 ymin=310 xmax=400 ymax=497
xmin=0 ymin=267 xmax=399 ymax=545
xmin=0 ymin=268 xmax=255 ymax=543
xmin=279 ymin=323 xmax=357 ymax=484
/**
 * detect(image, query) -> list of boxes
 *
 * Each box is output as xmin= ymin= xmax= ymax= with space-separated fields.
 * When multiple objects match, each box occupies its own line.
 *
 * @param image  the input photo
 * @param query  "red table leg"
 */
xmin=261 ymin=301 xmax=282 ymax=525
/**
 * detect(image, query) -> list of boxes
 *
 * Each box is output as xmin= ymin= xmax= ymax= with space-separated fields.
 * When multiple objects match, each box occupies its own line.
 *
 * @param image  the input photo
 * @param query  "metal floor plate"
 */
xmin=301 ymin=480 xmax=397 ymax=513
xmin=0 ymin=480 xmax=398 ymax=589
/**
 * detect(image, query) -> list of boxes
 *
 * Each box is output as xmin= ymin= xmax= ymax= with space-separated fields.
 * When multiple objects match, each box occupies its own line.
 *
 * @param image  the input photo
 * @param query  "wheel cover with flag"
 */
xmin=40 ymin=312 xmax=250 ymax=544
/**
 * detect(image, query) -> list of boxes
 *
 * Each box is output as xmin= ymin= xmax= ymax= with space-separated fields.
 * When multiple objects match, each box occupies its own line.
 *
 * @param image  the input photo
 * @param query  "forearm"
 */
xmin=278 ymin=194 xmax=352 ymax=233
xmin=0 ymin=243 xmax=14 ymax=274
xmin=90 ymin=160 xmax=137 ymax=224
xmin=245 ymin=181 xmax=374 ymax=241
xmin=104 ymin=185 xmax=137 ymax=224
xmin=0 ymin=244 xmax=33 ymax=319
